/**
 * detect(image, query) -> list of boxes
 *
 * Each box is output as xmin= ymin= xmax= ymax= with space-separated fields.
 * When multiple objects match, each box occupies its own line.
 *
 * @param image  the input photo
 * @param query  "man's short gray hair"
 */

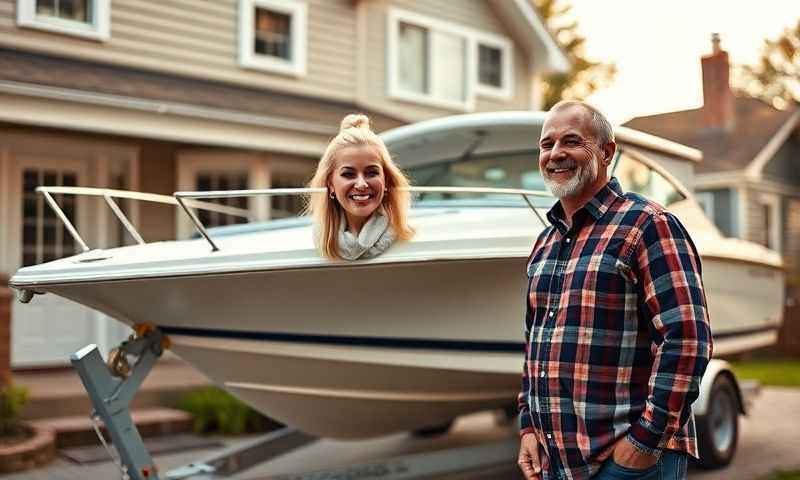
xmin=549 ymin=100 xmax=615 ymax=146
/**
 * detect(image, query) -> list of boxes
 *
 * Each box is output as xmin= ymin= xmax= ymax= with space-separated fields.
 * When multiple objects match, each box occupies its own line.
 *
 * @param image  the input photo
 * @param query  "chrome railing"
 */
xmin=38 ymin=186 xmax=552 ymax=254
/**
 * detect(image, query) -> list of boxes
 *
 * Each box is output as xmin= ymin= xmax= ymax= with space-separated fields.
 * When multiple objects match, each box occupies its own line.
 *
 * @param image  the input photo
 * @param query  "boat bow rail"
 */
xmin=37 ymin=185 xmax=553 ymax=253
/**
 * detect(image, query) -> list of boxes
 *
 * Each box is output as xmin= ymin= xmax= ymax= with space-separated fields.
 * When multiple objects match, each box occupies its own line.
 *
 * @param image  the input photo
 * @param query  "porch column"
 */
xmin=0 ymin=274 xmax=11 ymax=386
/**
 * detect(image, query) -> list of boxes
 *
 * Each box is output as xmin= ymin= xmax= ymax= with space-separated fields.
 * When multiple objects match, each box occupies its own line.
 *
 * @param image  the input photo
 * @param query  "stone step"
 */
xmin=14 ymin=357 xmax=210 ymax=420
xmin=30 ymin=407 xmax=194 ymax=449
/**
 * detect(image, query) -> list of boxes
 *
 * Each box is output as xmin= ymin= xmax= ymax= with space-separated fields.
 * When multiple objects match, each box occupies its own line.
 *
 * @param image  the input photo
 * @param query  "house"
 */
xmin=0 ymin=0 xmax=569 ymax=368
xmin=625 ymin=34 xmax=800 ymax=351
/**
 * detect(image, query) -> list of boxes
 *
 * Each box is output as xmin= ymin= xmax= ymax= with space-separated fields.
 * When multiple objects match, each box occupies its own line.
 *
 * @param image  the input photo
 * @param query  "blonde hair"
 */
xmin=307 ymin=114 xmax=414 ymax=259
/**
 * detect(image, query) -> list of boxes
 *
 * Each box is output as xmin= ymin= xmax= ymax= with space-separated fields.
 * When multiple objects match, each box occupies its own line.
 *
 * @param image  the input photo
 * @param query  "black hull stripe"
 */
xmin=159 ymin=324 xmax=780 ymax=353
xmin=160 ymin=326 xmax=524 ymax=353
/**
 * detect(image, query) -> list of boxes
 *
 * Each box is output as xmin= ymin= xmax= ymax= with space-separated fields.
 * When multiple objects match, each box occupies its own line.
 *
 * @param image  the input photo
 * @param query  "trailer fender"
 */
xmin=693 ymin=359 xmax=746 ymax=416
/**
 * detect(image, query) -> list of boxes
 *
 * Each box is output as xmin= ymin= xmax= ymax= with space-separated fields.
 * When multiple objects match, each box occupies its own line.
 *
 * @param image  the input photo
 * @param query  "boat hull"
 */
xmin=29 ymin=245 xmax=784 ymax=438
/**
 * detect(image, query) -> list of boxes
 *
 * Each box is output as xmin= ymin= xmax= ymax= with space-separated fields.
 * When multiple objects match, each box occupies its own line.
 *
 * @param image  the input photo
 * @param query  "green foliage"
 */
xmin=177 ymin=386 xmax=274 ymax=434
xmin=531 ymin=0 xmax=617 ymax=110
xmin=735 ymin=19 xmax=800 ymax=109
xmin=761 ymin=470 xmax=800 ymax=480
xmin=0 ymin=384 xmax=29 ymax=434
xmin=730 ymin=358 xmax=800 ymax=387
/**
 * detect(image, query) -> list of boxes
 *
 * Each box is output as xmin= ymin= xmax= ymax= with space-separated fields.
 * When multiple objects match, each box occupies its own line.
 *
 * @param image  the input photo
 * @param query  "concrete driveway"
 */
xmin=8 ymin=387 xmax=799 ymax=480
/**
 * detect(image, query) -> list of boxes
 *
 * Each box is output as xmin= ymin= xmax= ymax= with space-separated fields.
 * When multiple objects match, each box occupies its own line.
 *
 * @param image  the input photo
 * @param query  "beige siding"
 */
xmin=363 ymin=0 xmax=534 ymax=122
xmin=0 ymin=0 xmax=357 ymax=102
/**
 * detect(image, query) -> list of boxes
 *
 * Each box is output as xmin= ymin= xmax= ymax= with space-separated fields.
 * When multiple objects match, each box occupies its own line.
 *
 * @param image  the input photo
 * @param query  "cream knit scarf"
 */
xmin=336 ymin=210 xmax=396 ymax=260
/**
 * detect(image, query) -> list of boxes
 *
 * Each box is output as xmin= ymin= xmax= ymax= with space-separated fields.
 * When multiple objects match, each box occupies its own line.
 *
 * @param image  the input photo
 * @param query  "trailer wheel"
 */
xmin=696 ymin=374 xmax=739 ymax=469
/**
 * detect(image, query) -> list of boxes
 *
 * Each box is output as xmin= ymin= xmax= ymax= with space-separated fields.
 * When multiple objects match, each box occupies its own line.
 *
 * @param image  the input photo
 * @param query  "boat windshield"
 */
xmin=406 ymin=151 xmax=557 ymax=209
xmin=614 ymin=152 xmax=686 ymax=208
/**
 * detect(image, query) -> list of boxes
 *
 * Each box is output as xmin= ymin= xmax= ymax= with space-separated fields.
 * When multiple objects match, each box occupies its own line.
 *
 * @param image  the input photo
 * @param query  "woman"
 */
xmin=307 ymin=113 xmax=414 ymax=260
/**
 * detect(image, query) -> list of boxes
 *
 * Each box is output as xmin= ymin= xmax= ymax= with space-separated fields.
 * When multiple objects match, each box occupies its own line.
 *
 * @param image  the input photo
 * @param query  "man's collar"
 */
xmin=546 ymin=177 xmax=623 ymax=230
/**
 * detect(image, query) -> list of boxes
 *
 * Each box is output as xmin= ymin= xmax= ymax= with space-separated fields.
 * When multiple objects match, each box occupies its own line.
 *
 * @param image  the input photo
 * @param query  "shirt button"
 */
xmin=565 ymin=237 xmax=571 ymax=243
xmin=547 ymin=433 xmax=553 ymax=440
xmin=549 ymin=311 xmax=555 ymax=318
xmin=540 ymin=371 xmax=546 ymax=378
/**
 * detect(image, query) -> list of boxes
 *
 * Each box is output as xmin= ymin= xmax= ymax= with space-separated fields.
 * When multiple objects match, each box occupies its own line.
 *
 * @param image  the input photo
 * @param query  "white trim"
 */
xmin=738 ymin=186 xmax=748 ymax=240
xmin=0 ymin=83 xmax=332 ymax=156
xmin=474 ymin=33 xmax=514 ymax=100
xmin=16 ymin=0 xmax=110 ymax=42
xmin=758 ymin=192 xmax=782 ymax=253
xmin=746 ymin=109 xmax=800 ymax=179
xmin=507 ymin=0 xmax=569 ymax=73
xmin=694 ymin=170 xmax=749 ymax=189
xmin=387 ymin=8 xmax=515 ymax=112
xmin=238 ymin=0 xmax=307 ymax=77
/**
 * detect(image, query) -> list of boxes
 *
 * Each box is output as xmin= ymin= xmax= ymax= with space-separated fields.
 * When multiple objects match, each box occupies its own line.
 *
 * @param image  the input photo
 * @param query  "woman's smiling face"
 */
xmin=328 ymin=145 xmax=386 ymax=233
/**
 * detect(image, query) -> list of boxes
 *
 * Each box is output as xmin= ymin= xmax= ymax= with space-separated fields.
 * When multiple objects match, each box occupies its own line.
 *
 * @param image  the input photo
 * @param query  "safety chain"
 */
xmin=91 ymin=413 xmax=131 ymax=480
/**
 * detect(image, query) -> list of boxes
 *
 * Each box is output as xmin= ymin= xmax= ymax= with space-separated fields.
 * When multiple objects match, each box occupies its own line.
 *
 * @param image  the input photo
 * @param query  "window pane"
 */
xmin=37 ymin=0 xmax=90 ymax=23
xmin=23 ymin=171 xmax=39 ymax=193
xmin=254 ymin=8 xmax=292 ymax=60
xmin=36 ymin=0 xmax=56 ymax=16
xmin=398 ymin=22 xmax=428 ymax=94
xmin=431 ymin=31 xmax=465 ymax=102
xmin=479 ymin=44 xmax=502 ymax=88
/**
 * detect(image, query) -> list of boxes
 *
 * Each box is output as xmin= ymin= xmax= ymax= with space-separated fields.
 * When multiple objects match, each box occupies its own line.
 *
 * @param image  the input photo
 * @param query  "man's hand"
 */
xmin=518 ymin=433 xmax=543 ymax=480
xmin=612 ymin=437 xmax=658 ymax=470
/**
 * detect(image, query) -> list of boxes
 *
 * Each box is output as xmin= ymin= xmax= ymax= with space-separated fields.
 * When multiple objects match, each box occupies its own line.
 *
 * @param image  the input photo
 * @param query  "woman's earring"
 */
xmin=329 ymin=191 xmax=335 ymax=200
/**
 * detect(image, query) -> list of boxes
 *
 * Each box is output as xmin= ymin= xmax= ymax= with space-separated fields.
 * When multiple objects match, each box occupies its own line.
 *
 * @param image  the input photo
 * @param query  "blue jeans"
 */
xmin=592 ymin=450 xmax=688 ymax=480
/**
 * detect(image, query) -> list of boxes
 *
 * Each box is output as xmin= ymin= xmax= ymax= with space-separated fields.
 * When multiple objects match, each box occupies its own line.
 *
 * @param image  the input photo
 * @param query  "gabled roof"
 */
xmin=624 ymin=97 xmax=796 ymax=174
xmin=489 ymin=0 xmax=570 ymax=74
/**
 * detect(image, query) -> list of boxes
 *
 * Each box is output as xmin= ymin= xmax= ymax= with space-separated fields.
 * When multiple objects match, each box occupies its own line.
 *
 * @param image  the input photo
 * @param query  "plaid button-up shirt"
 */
xmin=518 ymin=178 xmax=712 ymax=480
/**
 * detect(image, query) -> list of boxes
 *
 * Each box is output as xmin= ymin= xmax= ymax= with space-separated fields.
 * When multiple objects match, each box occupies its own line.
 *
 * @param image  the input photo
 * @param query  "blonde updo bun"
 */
xmin=340 ymin=113 xmax=371 ymax=132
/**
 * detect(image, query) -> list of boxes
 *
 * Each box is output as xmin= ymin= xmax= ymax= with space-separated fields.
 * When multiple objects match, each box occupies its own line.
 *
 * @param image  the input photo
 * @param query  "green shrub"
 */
xmin=0 ymin=384 xmax=29 ymax=434
xmin=176 ymin=386 xmax=277 ymax=434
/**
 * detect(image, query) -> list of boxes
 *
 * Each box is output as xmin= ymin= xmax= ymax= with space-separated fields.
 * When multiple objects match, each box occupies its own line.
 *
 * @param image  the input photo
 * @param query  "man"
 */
xmin=517 ymin=101 xmax=712 ymax=480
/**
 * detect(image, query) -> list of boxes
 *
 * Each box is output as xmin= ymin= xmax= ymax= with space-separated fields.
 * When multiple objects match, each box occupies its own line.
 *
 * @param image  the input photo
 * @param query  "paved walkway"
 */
xmin=7 ymin=387 xmax=800 ymax=479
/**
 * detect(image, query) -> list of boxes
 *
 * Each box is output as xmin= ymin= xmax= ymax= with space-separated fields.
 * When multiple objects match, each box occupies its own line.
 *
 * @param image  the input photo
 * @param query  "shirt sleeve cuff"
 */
xmin=627 ymin=422 xmax=663 ymax=457
xmin=519 ymin=410 xmax=534 ymax=435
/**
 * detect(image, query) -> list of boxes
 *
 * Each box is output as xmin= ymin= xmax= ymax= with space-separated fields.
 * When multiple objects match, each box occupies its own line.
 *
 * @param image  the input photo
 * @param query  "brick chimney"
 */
xmin=701 ymin=33 xmax=736 ymax=132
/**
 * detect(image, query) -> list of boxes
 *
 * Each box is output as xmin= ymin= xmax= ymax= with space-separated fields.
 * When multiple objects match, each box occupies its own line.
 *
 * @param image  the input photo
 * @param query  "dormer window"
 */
xmin=388 ymin=9 xmax=513 ymax=111
xmin=239 ymin=0 xmax=307 ymax=77
xmin=16 ymin=0 xmax=110 ymax=41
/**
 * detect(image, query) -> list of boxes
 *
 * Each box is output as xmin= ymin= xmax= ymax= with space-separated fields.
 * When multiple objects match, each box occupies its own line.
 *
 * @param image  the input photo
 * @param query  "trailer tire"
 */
xmin=696 ymin=374 xmax=739 ymax=469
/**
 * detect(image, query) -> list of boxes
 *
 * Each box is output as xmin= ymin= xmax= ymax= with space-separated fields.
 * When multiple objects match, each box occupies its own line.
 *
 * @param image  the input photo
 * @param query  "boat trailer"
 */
xmin=71 ymin=326 xmax=519 ymax=480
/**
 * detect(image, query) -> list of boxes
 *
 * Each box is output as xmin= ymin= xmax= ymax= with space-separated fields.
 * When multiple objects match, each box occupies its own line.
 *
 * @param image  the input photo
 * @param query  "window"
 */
xmin=695 ymin=191 xmax=715 ymax=219
xmin=21 ymin=168 xmax=79 ymax=266
xmin=195 ymin=172 xmax=250 ymax=228
xmin=239 ymin=0 xmax=307 ymax=77
xmin=388 ymin=9 xmax=513 ymax=111
xmin=475 ymin=39 xmax=512 ymax=99
xmin=270 ymin=174 xmax=307 ymax=218
xmin=16 ymin=0 xmax=110 ymax=41
xmin=758 ymin=193 xmax=782 ymax=252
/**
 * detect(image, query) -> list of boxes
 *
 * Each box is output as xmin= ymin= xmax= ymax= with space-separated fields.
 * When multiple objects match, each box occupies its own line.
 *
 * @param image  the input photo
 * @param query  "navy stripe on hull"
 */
xmin=160 ymin=326 xmax=524 ymax=353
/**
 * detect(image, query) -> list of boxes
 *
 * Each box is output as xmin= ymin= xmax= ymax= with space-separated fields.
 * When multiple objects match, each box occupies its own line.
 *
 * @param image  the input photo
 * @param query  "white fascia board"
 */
xmin=489 ymin=0 xmax=570 ymax=74
xmin=0 ymin=83 xmax=332 ymax=156
xmin=745 ymin=109 xmax=800 ymax=180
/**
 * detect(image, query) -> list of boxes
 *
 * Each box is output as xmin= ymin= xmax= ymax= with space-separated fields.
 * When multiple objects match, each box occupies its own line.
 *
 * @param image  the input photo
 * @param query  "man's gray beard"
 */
xmin=543 ymin=154 xmax=600 ymax=199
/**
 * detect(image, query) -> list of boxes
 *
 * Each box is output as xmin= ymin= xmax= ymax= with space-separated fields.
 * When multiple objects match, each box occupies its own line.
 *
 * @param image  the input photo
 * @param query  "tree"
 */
xmin=532 ymin=0 xmax=616 ymax=110
xmin=734 ymin=19 xmax=800 ymax=109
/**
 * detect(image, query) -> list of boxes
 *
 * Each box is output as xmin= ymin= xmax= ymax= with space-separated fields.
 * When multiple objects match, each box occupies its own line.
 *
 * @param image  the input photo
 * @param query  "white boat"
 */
xmin=9 ymin=112 xmax=784 ymax=441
